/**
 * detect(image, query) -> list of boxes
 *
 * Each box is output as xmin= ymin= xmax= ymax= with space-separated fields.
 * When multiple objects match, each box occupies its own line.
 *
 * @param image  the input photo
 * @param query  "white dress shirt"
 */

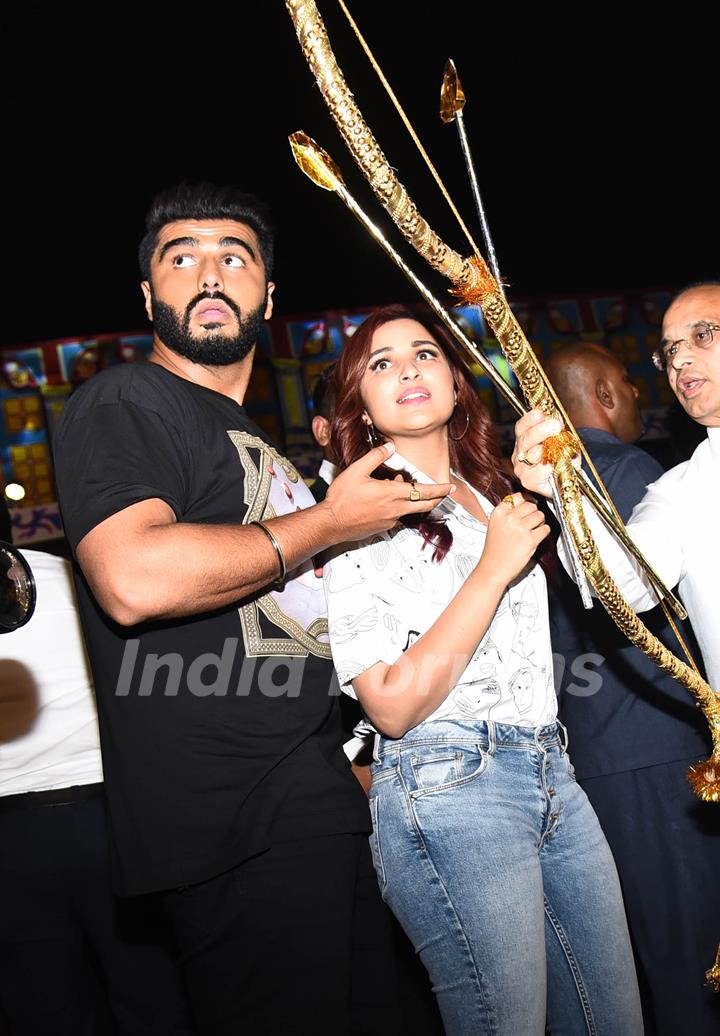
xmin=0 ymin=550 xmax=102 ymax=795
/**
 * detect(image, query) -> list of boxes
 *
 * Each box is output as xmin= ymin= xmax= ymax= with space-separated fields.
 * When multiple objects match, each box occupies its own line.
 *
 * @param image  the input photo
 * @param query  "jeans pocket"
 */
xmin=410 ymin=744 xmax=488 ymax=798
xmin=368 ymin=795 xmax=387 ymax=892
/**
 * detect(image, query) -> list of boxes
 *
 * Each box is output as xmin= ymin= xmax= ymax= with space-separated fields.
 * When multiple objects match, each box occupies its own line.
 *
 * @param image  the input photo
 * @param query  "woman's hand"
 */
xmin=476 ymin=492 xmax=550 ymax=589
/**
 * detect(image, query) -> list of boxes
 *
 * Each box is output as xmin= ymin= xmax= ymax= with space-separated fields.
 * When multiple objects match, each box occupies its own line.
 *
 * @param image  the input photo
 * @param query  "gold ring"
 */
xmin=517 ymin=449 xmax=533 ymax=467
xmin=502 ymin=494 xmax=516 ymax=508
xmin=409 ymin=480 xmax=421 ymax=502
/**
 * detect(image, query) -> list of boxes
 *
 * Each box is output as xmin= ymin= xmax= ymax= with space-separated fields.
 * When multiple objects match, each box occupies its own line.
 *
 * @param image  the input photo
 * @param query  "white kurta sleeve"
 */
xmin=556 ymin=479 xmax=684 ymax=613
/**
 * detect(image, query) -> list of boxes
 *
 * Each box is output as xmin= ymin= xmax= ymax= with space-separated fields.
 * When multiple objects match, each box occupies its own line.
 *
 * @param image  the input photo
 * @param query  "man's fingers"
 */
xmin=400 ymin=482 xmax=455 ymax=506
xmin=354 ymin=440 xmax=396 ymax=474
xmin=520 ymin=418 xmax=563 ymax=456
xmin=514 ymin=409 xmax=564 ymax=471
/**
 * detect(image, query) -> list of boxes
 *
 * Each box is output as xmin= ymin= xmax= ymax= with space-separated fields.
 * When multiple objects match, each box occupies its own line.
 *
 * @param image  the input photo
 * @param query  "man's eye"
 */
xmin=694 ymin=329 xmax=712 ymax=345
xmin=171 ymin=255 xmax=196 ymax=268
xmin=664 ymin=343 xmax=678 ymax=359
xmin=222 ymin=255 xmax=245 ymax=268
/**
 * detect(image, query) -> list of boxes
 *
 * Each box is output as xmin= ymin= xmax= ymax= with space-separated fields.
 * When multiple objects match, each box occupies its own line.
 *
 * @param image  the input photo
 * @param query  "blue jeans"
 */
xmin=369 ymin=720 xmax=643 ymax=1035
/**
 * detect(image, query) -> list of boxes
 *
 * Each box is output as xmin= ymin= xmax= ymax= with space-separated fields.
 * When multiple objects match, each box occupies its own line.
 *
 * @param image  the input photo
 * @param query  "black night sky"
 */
xmin=2 ymin=2 xmax=716 ymax=348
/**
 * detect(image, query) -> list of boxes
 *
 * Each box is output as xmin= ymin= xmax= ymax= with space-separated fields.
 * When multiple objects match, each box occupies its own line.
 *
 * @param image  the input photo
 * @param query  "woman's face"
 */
xmin=359 ymin=319 xmax=456 ymax=441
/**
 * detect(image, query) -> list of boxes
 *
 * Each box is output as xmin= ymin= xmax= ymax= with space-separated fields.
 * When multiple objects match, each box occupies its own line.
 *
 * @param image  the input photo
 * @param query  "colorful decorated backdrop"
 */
xmin=0 ymin=287 xmax=677 ymax=543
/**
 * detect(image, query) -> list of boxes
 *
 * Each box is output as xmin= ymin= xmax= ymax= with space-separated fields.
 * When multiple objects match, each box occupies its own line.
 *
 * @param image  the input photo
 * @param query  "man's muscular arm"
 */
xmin=77 ymin=443 xmax=455 ymax=625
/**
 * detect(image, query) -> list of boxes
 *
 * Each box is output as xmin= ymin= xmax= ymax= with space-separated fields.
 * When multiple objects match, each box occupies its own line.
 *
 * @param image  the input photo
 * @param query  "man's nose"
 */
xmin=670 ymin=341 xmax=694 ymax=370
xmin=199 ymin=259 xmax=223 ymax=292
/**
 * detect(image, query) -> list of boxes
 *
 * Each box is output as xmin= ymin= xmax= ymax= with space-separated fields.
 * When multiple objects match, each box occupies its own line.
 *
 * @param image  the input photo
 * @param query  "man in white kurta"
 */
xmin=513 ymin=281 xmax=720 ymax=689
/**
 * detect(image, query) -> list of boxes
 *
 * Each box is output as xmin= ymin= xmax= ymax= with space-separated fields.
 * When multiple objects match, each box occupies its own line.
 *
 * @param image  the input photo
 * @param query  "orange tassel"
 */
xmin=541 ymin=430 xmax=581 ymax=467
xmin=706 ymin=944 xmax=720 ymax=992
xmin=687 ymin=759 xmax=720 ymax=802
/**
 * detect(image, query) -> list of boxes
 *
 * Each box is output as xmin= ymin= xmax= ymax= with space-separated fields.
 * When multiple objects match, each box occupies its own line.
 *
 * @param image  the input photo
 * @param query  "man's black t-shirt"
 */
xmin=53 ymin=363 xmax=369 ymax=895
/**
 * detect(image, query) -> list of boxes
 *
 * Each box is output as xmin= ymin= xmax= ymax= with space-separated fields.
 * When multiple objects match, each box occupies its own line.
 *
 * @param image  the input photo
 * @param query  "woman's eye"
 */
xmin=417 ymin=349 xmax=437 ymax=360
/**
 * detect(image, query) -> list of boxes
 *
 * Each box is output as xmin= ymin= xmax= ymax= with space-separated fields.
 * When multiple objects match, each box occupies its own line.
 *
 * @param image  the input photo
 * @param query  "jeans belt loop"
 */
xmin=533 ymin=725 xmax=547 ymax=755
xmin=556 ymin=718 xmax=570 ymax=754
xmin=487 ymin=719 xmax=497 ymax=757
xmin=372 ymin=731 xmax=382 ymax=765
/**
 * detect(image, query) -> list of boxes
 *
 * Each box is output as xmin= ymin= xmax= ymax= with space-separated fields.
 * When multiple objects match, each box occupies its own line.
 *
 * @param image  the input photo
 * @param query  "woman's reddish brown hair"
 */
xmin=330 ymin=305 xmax=513 ymax=560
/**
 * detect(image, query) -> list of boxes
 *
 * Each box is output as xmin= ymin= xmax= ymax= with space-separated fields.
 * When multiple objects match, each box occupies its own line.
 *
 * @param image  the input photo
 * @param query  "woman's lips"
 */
xmin=397 ymin=390 xmax=431 ymax=404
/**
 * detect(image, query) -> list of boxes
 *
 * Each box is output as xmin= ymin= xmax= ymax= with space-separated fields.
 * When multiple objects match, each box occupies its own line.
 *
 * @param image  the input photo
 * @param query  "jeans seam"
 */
xmin=404 ymin=811 xmax=499 ymax=1033
xmin=368 ymin=796 xmax=387 ymax=893
xmin=544 ymin=894 xmax=597 ymax=1035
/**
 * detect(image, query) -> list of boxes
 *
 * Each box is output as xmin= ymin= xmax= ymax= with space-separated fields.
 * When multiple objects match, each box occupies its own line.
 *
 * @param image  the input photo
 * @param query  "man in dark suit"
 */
xmin=544 ymin=341 xmax=720 ymax=1036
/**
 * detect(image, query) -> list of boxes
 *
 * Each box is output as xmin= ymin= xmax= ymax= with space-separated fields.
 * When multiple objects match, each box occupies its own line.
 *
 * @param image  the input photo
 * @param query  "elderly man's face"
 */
xmin=662 ymin=285 xmax=720 ymax=427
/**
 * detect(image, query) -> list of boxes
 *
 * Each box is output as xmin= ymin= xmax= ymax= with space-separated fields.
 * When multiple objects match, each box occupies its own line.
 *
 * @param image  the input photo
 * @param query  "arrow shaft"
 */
xmin=455 ymin=110 xmax=504 ymax=295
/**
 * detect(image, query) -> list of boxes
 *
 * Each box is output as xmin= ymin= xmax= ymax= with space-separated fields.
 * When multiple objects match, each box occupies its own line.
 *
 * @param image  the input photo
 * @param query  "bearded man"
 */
xmin=53 ymin=182 xmax=450 ymax=1034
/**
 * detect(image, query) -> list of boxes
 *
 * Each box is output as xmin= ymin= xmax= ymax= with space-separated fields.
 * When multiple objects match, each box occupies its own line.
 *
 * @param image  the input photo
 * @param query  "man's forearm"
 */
xmin=81 ymin=501 xmax=343 ymax=625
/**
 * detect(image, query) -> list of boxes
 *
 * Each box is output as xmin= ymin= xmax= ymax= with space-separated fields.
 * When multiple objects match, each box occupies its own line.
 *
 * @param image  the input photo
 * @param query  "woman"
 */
xmin=323 ymin=305 xmax=642 ymax=1035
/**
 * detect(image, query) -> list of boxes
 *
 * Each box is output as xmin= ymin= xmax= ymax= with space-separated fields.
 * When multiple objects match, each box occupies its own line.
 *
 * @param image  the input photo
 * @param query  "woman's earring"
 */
xmin=448 ymin=405 xmax=469 ymax=442
xmin=365 ymin=419 xmax=378 ymax=447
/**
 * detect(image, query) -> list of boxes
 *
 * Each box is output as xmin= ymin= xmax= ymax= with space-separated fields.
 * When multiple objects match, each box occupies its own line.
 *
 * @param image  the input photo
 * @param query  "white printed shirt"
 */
xmin=324 ymin=455 xmax=557 ymax=742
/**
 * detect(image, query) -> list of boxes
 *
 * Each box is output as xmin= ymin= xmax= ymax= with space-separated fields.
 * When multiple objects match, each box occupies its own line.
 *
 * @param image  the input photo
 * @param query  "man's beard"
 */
xmin=150 ymin=289 xmax=267 ymax=366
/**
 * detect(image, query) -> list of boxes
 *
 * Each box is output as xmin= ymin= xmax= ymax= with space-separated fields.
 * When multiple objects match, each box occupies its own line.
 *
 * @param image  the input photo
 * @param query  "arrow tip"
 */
xmin=288 ymin=132 xmax=345 ymax=192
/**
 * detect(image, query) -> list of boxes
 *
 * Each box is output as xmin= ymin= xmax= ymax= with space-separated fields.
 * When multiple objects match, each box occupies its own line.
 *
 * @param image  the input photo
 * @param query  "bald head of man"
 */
xmin=544 ymin=341 xmax=643 ymax=444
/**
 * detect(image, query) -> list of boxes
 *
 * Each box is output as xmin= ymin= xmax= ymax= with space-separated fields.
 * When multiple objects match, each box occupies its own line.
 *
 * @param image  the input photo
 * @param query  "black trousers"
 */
xmin=0 ymin=788 xmax=193 ymax=1036
xmin=581 ymin=757 xmax=720 ymax=1036
xmin=161 ymin=832 xmax=401 ymax=1036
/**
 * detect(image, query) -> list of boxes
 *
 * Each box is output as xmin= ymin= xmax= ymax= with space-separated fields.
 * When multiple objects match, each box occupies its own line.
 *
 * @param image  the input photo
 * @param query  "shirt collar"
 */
xmin=575 ymin=427 xmax=622 ymax=446
xmin=318 ymin=458 xmax=338 ymax=483
xmin=383 ymin=450 xmax=491 ymax=520
xmin=707 ymin=426 xmax=720 ymax=464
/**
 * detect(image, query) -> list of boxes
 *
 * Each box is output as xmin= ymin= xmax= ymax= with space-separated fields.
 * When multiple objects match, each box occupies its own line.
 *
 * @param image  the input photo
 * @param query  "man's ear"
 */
xmin=264 ymin=282 xmax=275 ymax=320
xmin=141 ymin=281 xmax=153 ymax=322
xmin=311 ymin=414 xmax=331 ymax=448
xmin=595 ymin=377 xmax=615 ymax=410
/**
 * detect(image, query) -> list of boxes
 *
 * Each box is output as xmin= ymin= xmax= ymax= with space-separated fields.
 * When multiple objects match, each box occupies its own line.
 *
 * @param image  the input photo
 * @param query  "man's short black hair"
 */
xmin=311 ymin=362 xmax=337 ymax=421
xmin=138 ymin=181 xmax=275 ymax=282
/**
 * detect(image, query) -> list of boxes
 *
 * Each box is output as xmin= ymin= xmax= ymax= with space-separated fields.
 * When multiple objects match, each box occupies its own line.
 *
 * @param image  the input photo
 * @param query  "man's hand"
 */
xmin=511 ymin=410 xmax=576 ymax=497
xmin=323 ymin=443 xmax=455 ymax=540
